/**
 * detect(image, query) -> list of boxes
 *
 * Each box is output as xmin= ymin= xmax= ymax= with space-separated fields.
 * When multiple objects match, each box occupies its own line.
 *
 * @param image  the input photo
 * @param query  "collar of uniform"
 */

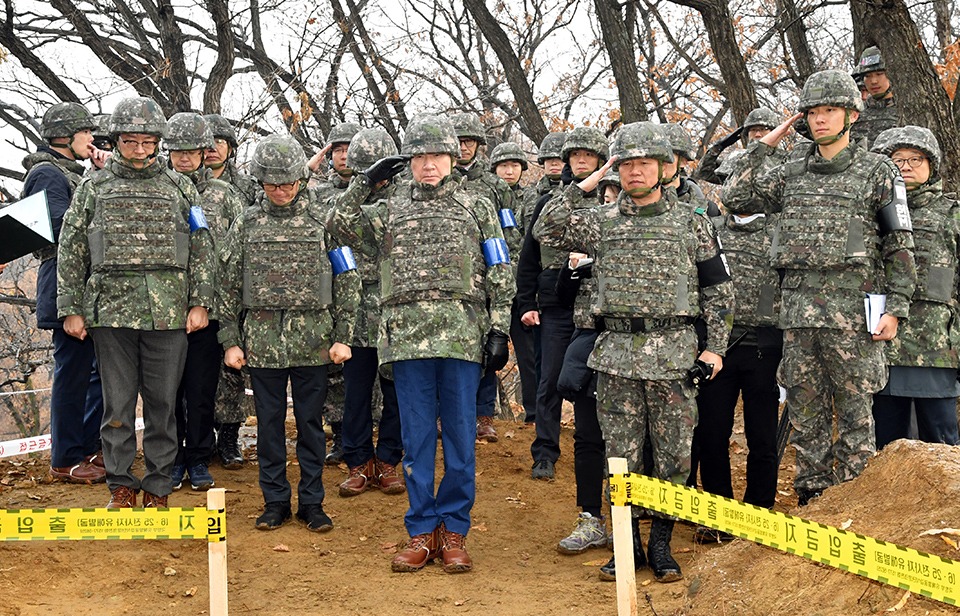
xmin=806 ymin=140 xmax=857 ymax=175
xmin=22 ymin=146 xmax=86 ymax=176
xmin=907 ymin=179 xmax=942 ymax=209
xmin=411 ymin=173 xmax=461 ymax=201
xmin=258 ymin=188 xmax=307 ymax=217
xmin=189 ymin=165 xmax=214 ymax=191
xmin=617 ymin=187 xmax=672 ymax=217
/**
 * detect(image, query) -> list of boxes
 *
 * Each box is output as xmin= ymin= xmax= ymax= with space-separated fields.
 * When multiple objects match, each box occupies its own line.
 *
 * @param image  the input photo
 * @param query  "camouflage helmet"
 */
xmin=872 ymin=125 xmax=942 ymax=179
xmin=164 ymin=112 xmax=215 ymax=151
xmin=450 ymin=113 xmax=487 ymax=146
xmin=537 ymin=132 xmax=566 ymax=163
xmin=610 ymin=122 xmax=674 ymax=168
xmin=249 ymin=134 xmax=308 ymax=184
xmin=346 ymin=128 xmax=398 ymax=172
xmin=854 ymin=46 xmax=885 ymax=77
xmin=489 ymin=142 xmax=528 ymax=171
xmin=400 ymin=115 xmax=460 ymax=158
xmin=41 ymin=102 xmax=97 ymax=140
xmin=798 ymin=70 xmax=863 ymax=113
xmin=561 ymin=126 xmax=609 ymax=163
xmin=742 ymin=108 xmax=780 ymax=131
xmin=327 ymin=122 xmax=361 ymax=146
xmin=110 ymin=97 xmax=167 ymax=138
xmin=660 ymin=123 xmax=697 ymax=161
xmin=92 ymin=114 xmax=113 ymax=141
xmin=203 ymin=114 xmax=238 ymax=147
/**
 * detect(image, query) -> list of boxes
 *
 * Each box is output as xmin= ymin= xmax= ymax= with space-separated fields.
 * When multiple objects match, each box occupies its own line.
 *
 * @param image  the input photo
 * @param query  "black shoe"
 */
xmin=217 ymin=422 xmax=244 ymax=469
xmin=648 ymin=517 xmax=682 ymax=583
xmin=296 ymin=504 xmax=334 ymax=532
xmin=693 ymin=526 xmax=735 ymax=544
xmin=255 ymin=502 xmax=291 ymax=530
xmin=325 ymin=423 xmax=344 ymax=465
xmin=599 ymin=518 xmax=646 ymax=581
xmin=531 ymin=459 xmax=555 ymax=480
xmin=796 ymin=487 xmax=823 ymax=507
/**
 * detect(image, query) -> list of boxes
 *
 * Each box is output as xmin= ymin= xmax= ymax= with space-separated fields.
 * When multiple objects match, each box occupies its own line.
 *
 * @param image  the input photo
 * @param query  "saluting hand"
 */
xmin=760 ymin=113 xmax=803 ymax=148
xmin=576 ymin=156 xmax=618 ymax=194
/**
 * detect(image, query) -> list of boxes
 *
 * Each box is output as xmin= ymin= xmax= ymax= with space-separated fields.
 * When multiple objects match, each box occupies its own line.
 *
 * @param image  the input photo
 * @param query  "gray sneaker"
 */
xmin=557 ymin=512 xmax=608 ymax=554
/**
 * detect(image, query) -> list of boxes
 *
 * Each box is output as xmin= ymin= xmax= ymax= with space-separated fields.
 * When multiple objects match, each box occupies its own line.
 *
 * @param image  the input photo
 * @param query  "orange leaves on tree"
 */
xmin=935 ymin=41 xmax=960 ymax=100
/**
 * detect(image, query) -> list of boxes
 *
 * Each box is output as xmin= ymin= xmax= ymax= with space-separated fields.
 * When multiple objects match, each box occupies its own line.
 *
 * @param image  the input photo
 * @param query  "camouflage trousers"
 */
xmin=324 ymin=364 xmax=345 ymax=423
xmin=596 ymin=372 xmax=697 ymax=519
xmin=778 ymin=328 xmax=887 ymax=492
xmin=214 ymin=365 xmax=253 ymax=424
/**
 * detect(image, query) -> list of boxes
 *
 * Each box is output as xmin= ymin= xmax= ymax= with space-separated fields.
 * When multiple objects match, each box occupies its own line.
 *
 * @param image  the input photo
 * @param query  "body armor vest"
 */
xmin=596 ymin=198 xmax=699 ymax=318
xmin=241 ymin=200 xmax=332 ymax=310
xmin=87 ymin=169 xmax=190 ymax=273
xmin=380 ymin=183 xmax=486 ymax=306
xmin=773 ymin=145 xmax=882 ymax=272
xmin=719 ymin=215 xmax=780 ymax=326
xmin=907 ymin=188 xmax=958 ymax=305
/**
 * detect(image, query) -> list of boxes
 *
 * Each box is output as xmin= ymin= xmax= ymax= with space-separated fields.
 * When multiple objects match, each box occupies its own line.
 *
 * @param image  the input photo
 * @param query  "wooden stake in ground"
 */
xmin=207 ymin=488 xmax=228 ymax=616
xmin=608 ymin=457 xmax=637 ymax=616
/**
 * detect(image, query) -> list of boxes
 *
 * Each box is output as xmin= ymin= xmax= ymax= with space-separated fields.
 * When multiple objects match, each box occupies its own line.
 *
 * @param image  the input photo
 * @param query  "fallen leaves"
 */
xmin=918 ymin=527 xmax=960 ymax=550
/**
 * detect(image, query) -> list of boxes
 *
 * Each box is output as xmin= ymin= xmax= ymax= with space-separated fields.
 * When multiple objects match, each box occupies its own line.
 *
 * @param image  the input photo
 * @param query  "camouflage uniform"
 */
xmin=695 ymin=108 xmax=781 ymax=185
xmin=721 ymin=70 xmax=916 ymax=498
xmin=522 ymin=132 xmax=566 ymax=230
xmin=850 ymin=47 xmax=899 ymax=149
xmin=57 ymin=97 xmax=216 ymax=501
xmin=217 ymin=134 xmax=360 ymax=518
xmin=870 ymin=126 xmax=960 ymax=447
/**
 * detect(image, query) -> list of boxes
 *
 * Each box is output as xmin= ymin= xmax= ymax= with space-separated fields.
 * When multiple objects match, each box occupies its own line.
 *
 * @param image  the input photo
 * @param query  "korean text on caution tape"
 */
xmin=609 ymin=472 xmax=960 ymax=606
xmin=0 ymin=507 xmax=226 ymax=543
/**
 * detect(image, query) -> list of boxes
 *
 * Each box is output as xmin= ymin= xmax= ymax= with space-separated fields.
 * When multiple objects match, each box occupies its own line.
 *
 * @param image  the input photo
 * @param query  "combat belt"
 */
xmin=595 ymin=316 xmax=694 ymax=333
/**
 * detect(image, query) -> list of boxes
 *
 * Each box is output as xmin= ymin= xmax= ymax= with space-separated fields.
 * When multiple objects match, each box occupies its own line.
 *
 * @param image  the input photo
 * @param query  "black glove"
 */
xmin=483 ymin=329 xmax=510 ymax=375
xmin=686 ymin=359 xmax=715 ymax=388
xmin=363 ymin=155 xmax=408 ymax=185
xmin=711 ymin=127 xmax=743 ymax=152
xmin=793 ymin=117 xmax=812 ymax=141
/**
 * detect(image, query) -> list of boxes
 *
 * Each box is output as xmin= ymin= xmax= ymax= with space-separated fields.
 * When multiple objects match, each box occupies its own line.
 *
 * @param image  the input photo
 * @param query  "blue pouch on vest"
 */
xmin=328 ymin=246 xmax=357 ymax=275
xmin=498 ymin=208 xmax=518 ymax=229
xmin=189 ymin=206 xmax=209 ymax=232
xmin=482 ymin=238 xmax=510 ymax=266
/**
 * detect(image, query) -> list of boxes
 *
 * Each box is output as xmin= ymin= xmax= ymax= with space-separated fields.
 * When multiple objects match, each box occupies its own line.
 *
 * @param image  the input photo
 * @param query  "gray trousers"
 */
xmin=92 ymin=327 xmax=187 ymax=496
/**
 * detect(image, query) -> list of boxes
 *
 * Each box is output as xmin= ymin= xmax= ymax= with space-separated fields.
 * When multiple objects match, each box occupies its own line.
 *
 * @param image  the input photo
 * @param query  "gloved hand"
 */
xmin=363 ymin=155 xmax=408 ymax=185
xmin=711 ymin=127 xmax=743 ymax=152
xmin=483 ymin=329 xmax=510 ymax=375
xmin=793 ymin=116 xmax=812 ymax=141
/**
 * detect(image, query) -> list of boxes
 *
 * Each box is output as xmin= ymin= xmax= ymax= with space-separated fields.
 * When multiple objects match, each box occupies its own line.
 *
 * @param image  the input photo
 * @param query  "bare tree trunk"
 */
xmin=850 ymin=0 xmax=960 ymax=189
xmin=932 ymin=0 xmax=952 ymax=60
xmin=154 ymin=0 xmax=192 ymax=112
xmin=775 ymin=0 xmax=816 ymax=87
xmin=0 ymin=1 xmax=80 ymax=104
xmin=594 ymin=0 xmax=648 ymax=122
xmin=203 ymin=0 xmax=236 ymax=114
xmin=463 ymin=0 xmax=548 ymax=145
xmin=669 ymin=0 xmax=757 ymax=124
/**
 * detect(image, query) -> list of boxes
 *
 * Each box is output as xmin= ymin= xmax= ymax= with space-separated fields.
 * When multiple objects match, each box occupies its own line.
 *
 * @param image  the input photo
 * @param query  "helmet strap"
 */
xmin=813 ymin=110 xmax=852 ymax=146
xmin=871 ymin=86 xmax=892 ymax=100
xmin=625 ymin=162 xmax=664 ymax=198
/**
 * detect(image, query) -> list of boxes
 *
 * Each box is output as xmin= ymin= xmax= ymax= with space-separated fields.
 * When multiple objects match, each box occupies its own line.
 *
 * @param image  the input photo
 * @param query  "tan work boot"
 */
xmin=392 ymin=527 xmax=441 ymax=572
xmin=339 ymin=459 xmax=377 ymax=497
xmin=375 ymin=458 xmax=406 ymax=495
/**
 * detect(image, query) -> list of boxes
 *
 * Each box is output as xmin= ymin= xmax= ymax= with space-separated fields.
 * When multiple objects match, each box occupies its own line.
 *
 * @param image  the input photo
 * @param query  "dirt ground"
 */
xmin=0 ymin=420 xmax=959 ymax=616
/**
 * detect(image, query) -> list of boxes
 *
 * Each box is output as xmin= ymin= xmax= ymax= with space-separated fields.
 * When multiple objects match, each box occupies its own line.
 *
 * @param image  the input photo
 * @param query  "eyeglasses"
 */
xmin=891 ymin=156 xmax=927 ymax=169
xmin=262 ymin=182 xmax=298 ymax=191
xmin=119 ymin=138 xmax=158 ymax=150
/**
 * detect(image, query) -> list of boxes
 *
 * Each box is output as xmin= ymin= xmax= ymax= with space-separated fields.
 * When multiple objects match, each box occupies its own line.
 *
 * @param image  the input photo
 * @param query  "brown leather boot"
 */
xmin=338 ymin=459 xmax=377 ymax=497
xmin=51 ymin=461 xmax=106 ymax=485
xmin=440 ymin=524 xmax=473 ymax=573
xmin=106 ymin=486 xmax=137 ymax=508
xmin=142 ymin=492 xmax=168 ymax=508
xmin=476 ymin=416 xmax=498 ymax=442
xmin=375 ymin=458 xmax=406 ymax=495
xmin=391 ymin=527 xmax=440 ymax=572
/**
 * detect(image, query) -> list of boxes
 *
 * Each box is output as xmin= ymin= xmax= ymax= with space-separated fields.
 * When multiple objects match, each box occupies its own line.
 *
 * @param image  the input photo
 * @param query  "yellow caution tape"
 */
xmin=609 ymin=472 xmax=960 ymax=606
xmin=0 ymin=507 xmax=226 ymax=543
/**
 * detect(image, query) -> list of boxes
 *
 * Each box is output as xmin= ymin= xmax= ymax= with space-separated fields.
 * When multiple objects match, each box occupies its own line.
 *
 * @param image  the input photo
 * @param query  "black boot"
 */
xmin=325 ymin=421 xmax=344 ymax=465
xmin=599 ymin=518 xmax=646 ymax=581
xmin=796 ymin=487 xmax=822 ymax=507
xmin=217 ymin=422 xmax=244 ymax=469
xmin=648 ymin=517 xmax=682 ymax=582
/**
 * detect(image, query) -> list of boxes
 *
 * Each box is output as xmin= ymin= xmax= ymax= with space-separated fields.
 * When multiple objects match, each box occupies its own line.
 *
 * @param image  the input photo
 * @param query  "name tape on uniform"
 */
xmin=0 ymin=506 xmax=225 ymax=543
xmin=609 ymin=472 xmax=960 ymax=606
xmin=0 ymin=418 xmax=145 ymax=459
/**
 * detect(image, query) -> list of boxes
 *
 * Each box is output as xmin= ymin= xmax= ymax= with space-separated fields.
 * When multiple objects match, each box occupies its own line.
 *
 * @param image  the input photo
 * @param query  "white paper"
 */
xmin=864 ymin=293 xmax=886 ymax=334
xmin=1 ymin=190 xmax=53 ymax=242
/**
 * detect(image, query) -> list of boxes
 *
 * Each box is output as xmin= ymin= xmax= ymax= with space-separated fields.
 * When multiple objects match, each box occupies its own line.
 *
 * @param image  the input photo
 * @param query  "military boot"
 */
xmin=217 ymin=422 xmax=244 ymax=469
xmin=325 ymin=422 xmax=344 ymax=465
xmin=796 ymin=487 xmax=823 ymax=507
xmin=598 ymin=517 xmax=646 ymax=581
xmin=648 ymin=517 xmax=682 ymax=583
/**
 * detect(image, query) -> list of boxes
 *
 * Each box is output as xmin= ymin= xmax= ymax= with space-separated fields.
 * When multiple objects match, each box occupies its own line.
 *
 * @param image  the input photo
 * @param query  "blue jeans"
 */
xmin=393 ymin=358 xmax=481 ymax=536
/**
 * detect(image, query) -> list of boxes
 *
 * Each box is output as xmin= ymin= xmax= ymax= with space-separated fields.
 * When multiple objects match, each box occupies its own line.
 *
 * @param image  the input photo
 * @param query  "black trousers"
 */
xmin=341 ymin=346 xmax=402 ymax=467
xmin=510 ymin=301 xmax=539 ymax=421
xmin=250 ymin=365 xmax=328 ymax=506
xmin=175 ymin=321 xmax=221 ymax=466
xmin=530 ymin=305 xmax=575 ymax=464
xmin=691 ymin=343 xmax=781 ymax=508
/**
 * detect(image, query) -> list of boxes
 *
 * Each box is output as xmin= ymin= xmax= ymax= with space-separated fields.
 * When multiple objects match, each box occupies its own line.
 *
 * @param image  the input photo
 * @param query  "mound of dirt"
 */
xmin=685 ymin=439 xmax=960 ymax=615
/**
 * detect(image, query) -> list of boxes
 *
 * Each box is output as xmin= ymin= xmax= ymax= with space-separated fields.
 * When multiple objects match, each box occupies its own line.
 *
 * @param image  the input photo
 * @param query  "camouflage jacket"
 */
xmin=887 ymin=181 xmax=960 ymax=368
xmin=851 ymin=97 xmax=899 ymax=149
xmin=217 ymin=161 xmax=259 ymax=206
xmin=327 ymin=173 xmax=515 ymax=365
xmin=457 ymin=162 xmax=522 ymax=278
xmin=57 ymin=156 xmax=216 ymax=330
xmin=721 ymin=140 xmax=916 ymax=331
xmin=314 ymin=172 xmax=351 ymax=211
xmin=717 ymin=213 xmax=781 ymax=329
xmin=217 ymin=189 xmax=360 ymax=368
xmin=534 ymin=185 xmax=734 ymax=381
